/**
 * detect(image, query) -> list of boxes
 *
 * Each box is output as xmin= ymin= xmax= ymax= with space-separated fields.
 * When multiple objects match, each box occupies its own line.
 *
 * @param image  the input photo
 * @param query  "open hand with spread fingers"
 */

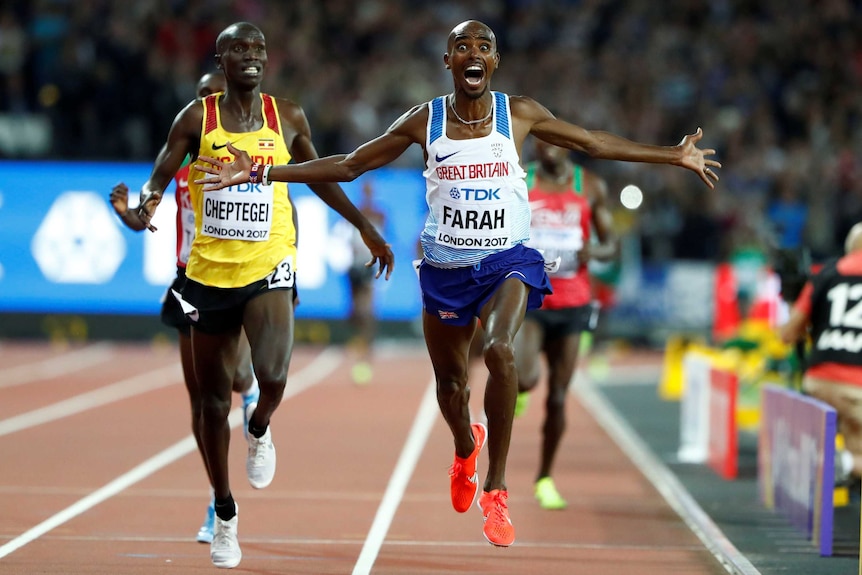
xmin=678 ymin=127 xmax=722 ymax=189
xmin=195 ymin=142 xmax=253 ymax=191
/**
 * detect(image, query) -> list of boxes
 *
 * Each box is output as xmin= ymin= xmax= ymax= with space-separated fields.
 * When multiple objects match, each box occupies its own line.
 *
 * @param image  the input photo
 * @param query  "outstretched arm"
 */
xmin=513 ymin=97 xmax=721 ymax=189
xmin=194 ymin=104 xmax=426 ymax=189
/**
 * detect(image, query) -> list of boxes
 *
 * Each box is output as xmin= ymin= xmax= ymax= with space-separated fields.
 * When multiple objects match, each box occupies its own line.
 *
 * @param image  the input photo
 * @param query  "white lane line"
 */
xmin=573 ymin=381 xmax=762 ymax=575
xmin=0 ymin=345 xmax=346 ymax=438
xmin=0 ymin=344 xmax=115 ymax=389
xmin=0 ymin=346 xmax=342 ymax=560
xmin=352 ymin=376 xmax=438 ymax=575
xmin=19 ymin=533 xmax=707 ymax=551
xmin=0 ymin=435 xmax=198 ymax=560
xmin=587 ymin=364 xmax=663 ymax=386
xmin=0 ymin=364 xmax=183 ymax=437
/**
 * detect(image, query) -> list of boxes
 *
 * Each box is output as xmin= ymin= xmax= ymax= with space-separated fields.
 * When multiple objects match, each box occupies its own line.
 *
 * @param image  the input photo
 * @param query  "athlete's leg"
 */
xmin=513 ymin=316 xmax=543 ymax=394
xmin=804 ymin=377 xmax=862 ymax=478
xmin=233 ymin=331 xmax=260 ymax=439
xmin=350 ymin=279 xmax=375 ymax=356
xmin=242 ymin=289 xmax=294 ymax=431
xmin=423 ymin=313 xmax=477 ymax=458
xmin=538 ymin=330 xmax=581 ymax=480
xmin=179 ymin=331 xmax=213 ymax=484
xmin=349 ymin=278 xmax=375 ymax=383
xmin=468 ymin=322 xmax=486 ymax=364
xmin=193 ymin=325 xmax=242 ymax=501
xmin=477 ymin=277 xmax=529 ymax=491
xmin=232 ymin=331 xmax=255 ymax=395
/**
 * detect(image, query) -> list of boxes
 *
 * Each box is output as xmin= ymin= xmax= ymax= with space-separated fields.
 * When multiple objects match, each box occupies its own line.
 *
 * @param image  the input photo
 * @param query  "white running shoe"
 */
xmin=210 ymin=504 xmax=241 ymax=569
xmin=246 ymin=402 xmax=276 ymax=489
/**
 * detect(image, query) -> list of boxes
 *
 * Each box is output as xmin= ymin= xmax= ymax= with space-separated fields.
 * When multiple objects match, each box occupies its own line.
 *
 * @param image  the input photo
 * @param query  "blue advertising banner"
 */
xmin=0 ymin=161 xmax=426 ymax=320
xmin=758 ymin=384 xmax=836 ymax=556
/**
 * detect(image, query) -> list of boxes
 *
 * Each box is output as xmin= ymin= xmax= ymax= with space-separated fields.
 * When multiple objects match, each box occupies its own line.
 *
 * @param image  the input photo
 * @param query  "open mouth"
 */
xmin=464 ymin=65 xmax=484 ymax=86
xmin=242 ymin=66 xmax=261 ymax=77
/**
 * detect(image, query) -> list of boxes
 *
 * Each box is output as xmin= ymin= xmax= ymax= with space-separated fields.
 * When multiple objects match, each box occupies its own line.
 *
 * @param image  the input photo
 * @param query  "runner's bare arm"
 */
xmin=511 ymin=96 xmax=721 ymax=189
xmin=136 ymin=101 xmax=204 ymax=231
xmin=194 ymin=104 xmax=427 ymax=189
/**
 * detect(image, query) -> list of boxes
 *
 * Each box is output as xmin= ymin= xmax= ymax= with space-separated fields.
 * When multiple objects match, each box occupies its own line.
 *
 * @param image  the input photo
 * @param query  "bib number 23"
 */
xmin=266 ymin=255 xmax=295 ymax=289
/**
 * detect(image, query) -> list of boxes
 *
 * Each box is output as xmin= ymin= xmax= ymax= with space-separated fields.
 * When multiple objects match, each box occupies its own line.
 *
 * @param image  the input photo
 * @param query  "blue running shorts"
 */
xmin=418 ymin=244 xmax=552 ymax=326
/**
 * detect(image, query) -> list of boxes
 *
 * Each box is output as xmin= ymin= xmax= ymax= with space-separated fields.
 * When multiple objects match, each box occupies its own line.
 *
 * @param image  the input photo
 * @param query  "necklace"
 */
xmin=449 ymin=98 xmax=493 ymax=125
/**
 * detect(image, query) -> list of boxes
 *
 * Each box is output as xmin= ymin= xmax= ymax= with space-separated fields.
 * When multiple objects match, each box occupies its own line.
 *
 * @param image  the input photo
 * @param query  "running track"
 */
xmin=0 ymin=341 xmax=729 ymax=574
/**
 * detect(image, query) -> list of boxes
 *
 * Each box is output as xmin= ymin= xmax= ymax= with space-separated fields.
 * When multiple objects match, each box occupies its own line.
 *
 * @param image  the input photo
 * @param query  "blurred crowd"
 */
xmin=3 ymin=0 xmax=861 ymax=261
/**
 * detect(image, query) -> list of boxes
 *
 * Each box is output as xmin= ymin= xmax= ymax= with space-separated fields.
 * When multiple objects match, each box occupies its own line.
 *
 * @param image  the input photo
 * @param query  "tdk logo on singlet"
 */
xmin=227 ymin=183 xmax=266 ymax=193
xmin=448 ymin=186 xmax=501 ymax=201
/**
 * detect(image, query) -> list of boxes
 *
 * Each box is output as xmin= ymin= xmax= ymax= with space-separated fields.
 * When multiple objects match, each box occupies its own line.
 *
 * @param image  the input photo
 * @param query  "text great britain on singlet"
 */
xmin=435 ymin=161 xmax=510 ymax=181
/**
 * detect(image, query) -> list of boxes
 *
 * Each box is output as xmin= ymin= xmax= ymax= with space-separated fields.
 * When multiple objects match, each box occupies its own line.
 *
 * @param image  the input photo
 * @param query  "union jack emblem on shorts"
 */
xmin=438 ymin=310 xmax=459 ymax=319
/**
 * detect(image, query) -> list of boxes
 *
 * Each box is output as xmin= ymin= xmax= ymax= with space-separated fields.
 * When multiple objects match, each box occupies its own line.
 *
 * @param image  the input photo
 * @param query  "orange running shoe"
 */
xmin=477 ymin=489 xmax=515 ymax=547
xmin=448 ymin=422 xmax=487 ymax=512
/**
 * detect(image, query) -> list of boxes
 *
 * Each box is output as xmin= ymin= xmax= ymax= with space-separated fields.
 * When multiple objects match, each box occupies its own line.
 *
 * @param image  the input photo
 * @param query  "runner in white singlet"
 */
xmin=195 ymin=20 xmax=721 ymax=548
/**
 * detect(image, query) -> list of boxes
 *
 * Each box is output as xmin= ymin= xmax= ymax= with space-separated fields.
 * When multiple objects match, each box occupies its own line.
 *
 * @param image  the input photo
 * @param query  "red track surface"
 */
xmin=0 ymin=341 xmax=727 ymax=574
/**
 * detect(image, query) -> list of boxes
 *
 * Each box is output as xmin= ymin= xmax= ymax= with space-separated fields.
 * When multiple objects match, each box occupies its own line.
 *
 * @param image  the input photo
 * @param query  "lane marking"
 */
xmin=0 ymin=347 xmax=342 ymax=560
xmin=352 ymin=376 xmax=438 ymax=575
xmin=0 ymin=345 xmax=346 ymax=438
xmin=585 ymin=364 xmax=662 ymax=386
xmin=0 ymin=364 xmax=183 ymax=437
xmin=5 ymin=533 xmax=708 ymax=551
xmin=0 ymin=486 xmax=424 ymax=501
xmin=573 ymin=380 xmax=762 ymax=575
xmin=0 ymin=344 xmax=115 ymax=389
xmin=0 ymin=435 xmax=198 ymax=560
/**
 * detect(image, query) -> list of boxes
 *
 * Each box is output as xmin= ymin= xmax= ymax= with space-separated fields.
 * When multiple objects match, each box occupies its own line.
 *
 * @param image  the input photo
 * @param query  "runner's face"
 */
xmin=217 ymin=31 xmax=267 ymax=88
xmin=445 ymin=24 xmax=498 ymax=98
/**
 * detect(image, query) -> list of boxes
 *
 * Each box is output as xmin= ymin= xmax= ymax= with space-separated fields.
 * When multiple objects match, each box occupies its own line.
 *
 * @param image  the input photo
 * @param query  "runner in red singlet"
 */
xmin=514 ymin=138 xmax=618 ymax=509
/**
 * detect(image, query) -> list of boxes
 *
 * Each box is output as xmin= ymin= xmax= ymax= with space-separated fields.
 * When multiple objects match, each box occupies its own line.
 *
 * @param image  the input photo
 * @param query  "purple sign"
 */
xmin=758 ymin=384 xmax=836 ymax=556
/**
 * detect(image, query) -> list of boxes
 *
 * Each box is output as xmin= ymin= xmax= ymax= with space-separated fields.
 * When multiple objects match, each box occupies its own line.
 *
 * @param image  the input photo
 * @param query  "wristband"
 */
xmin=262 ymin=164 xmax=273 ymax=186
xmin=249 ymin=162 xmax=261 ymax=184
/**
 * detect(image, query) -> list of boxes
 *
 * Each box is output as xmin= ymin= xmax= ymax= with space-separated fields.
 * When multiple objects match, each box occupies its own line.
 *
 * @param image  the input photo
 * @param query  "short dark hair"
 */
xmin=216 ymin=22 xmax=264 ymax=54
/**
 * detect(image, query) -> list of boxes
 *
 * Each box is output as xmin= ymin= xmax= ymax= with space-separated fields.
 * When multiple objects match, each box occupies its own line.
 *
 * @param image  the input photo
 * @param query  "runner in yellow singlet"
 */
xmin=111 ymin=71 xmax=268 ymax=546
xmin=118 ymin=22 xmax=394 ymax=569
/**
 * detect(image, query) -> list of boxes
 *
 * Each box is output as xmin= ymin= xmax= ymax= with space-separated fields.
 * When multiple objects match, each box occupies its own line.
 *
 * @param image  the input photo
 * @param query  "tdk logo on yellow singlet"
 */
xmin=226 ymin=183 xmax=267 ymax=193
